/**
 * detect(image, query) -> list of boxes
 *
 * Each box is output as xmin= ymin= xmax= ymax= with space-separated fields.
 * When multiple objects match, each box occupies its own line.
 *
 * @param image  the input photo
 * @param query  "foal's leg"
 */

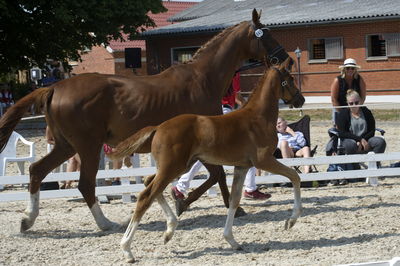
xmin=257 ymin=156 xmax=302 ymax=229
xmin=21 ymin=145 xmax=74 ymax=232
xmin=121 ymin=168 xmax=180 ymax=263
xmin=78 ymin=146 xmax=119 ymax=231
xmin=180 ymin=164 xmax=246 ymax=217
xmin=223 ymin=166 xmax=248 ymax=250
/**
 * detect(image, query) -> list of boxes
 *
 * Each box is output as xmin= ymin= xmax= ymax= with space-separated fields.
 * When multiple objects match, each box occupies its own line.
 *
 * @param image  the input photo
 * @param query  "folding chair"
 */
xmin=275 ymin=115 xmax=318 ymax=173
xmin=273 ymin=115 xmax=319 ymax=187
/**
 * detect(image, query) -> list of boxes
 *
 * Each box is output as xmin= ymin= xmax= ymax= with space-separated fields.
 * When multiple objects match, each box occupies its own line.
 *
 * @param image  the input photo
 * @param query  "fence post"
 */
xmin=366 ymin=151 xmax=378 ymax=186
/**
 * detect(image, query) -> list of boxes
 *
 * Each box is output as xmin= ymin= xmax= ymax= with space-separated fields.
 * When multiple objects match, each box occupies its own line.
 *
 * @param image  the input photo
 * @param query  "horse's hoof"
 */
xmin=20 ymin=218 xmax=33 ymax=232
xmin=163 ymin=232 xmax=173 ymax=244
xmin=100 ymin=221 xmax=121 ymax=231
xmin=175 ymin=199 xmax=188 ymax=217
xmin=284 ymin=218 xmax=297 ymax=230
xmin=234 ymin=207 xmax=247 ymax=218
xmin=126 ymin=257 xmax=136 ymax=263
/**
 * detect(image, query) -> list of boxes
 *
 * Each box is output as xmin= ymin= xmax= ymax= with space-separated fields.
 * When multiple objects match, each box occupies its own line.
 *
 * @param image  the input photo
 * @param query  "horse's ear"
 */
xmin=258 ymin=9 xmax=262 ymax=20
xmin=252 ymin=8 xmax=260 ymax=25
xmin=280 ymin=57 xmax=292 ymax=72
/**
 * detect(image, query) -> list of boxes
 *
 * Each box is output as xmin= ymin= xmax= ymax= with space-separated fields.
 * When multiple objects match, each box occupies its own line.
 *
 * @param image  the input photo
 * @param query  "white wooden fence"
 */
xmin=1 ymin=152 xmax=400 ymax=203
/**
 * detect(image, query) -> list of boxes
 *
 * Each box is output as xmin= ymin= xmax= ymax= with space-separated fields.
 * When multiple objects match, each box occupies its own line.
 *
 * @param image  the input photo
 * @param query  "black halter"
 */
xmin=272 ymin=66 xmax=300 ymax=105
xmin=254 ymin=27 xmax=289 ymax=65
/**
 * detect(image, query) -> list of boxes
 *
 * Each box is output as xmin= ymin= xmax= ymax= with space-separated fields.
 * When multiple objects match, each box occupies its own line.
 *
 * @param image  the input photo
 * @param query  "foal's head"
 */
xmin=247 ymin=9 xmax=289 ymax=64
xmin=274 ymin=57 xmax=305 ymax=108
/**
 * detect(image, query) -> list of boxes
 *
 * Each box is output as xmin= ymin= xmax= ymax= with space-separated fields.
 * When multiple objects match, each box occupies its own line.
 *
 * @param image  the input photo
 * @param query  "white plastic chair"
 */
xmin=0 ymin=131 xmax=35 ymax=190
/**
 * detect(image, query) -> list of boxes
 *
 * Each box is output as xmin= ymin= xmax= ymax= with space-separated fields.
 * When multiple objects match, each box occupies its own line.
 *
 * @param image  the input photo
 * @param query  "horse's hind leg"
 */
xmin=78 ymin=146 xmax=119 ymax=231
xmin=182 ymin=164 xmax=246 ymax=217
xmin=256 ymin=156 xmax=302 ymax=229
xmin=121 ymin=168 xmax=179 ymax=263
xmin=21 ymin=145 xmax=74 ymax=232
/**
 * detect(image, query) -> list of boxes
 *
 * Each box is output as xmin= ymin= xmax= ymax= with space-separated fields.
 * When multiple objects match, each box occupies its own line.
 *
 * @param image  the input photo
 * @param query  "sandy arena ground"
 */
xmin=0 ymin=121 xmax=399 ymax=265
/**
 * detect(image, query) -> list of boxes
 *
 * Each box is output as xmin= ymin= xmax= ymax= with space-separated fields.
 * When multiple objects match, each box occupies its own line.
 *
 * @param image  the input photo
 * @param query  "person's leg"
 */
xmin=295 ymin=146 xmax=311 ymax=173
xmin=243 ymin=167 xmax=271 ymax=200
xmin=368 ymin=137 xmax=386 ymax=154
xmin=341 ymin=139 xmax=358 ymax=154
xmin=175 ymin=160 xmax=204 ymax=194
xmin=112 ymin=159 xmax=123 ymax=185
xmin=279 ymin=140 xmax=294 ymax=158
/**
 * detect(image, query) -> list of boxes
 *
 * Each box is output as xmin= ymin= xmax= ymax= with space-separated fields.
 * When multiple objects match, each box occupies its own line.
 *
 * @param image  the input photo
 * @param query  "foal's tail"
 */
xmin=108 ymin=126 xmax=157 ymax=160
xmin=0 ymin=87 xmax=53 ymax=152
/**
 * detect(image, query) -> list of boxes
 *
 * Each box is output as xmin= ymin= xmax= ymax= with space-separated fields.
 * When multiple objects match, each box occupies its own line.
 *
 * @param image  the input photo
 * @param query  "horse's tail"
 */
xmin=108 ymin=126 xmax=157 ymax=160
xmin=0 ymin=87 xmax=53 ymax=152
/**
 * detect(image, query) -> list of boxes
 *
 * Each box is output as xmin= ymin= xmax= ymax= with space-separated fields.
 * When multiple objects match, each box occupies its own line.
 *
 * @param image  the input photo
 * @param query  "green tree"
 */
xmin=0 ymin=0 xmax=166 ymax=72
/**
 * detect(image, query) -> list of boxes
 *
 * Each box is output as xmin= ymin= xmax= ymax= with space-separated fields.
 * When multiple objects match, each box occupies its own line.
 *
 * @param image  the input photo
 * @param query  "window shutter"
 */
xmin=385 ymin=33 xmax=400 ymax=57
xmin=325 ymin=38 xmax=343 ymax=59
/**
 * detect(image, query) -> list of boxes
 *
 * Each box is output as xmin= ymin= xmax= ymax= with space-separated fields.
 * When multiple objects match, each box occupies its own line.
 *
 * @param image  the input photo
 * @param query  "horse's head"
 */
xmin=275 ymin=57 xmax=305 ymax=108
xmin=247 ymin=9 xmax=289 ymax=65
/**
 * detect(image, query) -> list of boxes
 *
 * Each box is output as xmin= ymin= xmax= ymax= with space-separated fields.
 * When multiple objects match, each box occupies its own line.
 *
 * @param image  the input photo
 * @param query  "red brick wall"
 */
xmin=70 ymin=46 xmax=115 ymax=75
xmin=146 ymin=20 xmax=400 ymax=95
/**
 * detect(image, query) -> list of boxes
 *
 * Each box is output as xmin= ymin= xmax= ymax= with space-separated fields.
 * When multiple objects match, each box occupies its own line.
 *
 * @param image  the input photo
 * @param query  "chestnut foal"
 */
xmin=110 ymin=57 xmax=305 ymax=262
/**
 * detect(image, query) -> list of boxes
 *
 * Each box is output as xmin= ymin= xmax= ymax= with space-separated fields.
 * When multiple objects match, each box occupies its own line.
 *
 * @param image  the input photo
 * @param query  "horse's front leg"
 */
xmin=223 ymin=166 xmax=248 ymax=249
xmin=257 ymin=156 xmax=302 ymax=229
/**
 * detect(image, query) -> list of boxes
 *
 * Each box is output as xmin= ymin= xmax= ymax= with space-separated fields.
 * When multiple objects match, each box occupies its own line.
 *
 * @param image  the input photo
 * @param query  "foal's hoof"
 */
xmin=234 ymin=207 xmax=247 ymax=218
xmin=284 ymin=218 xmax=297 ymax=230
xmin=175 ymin=199 xmax=188 ymax=217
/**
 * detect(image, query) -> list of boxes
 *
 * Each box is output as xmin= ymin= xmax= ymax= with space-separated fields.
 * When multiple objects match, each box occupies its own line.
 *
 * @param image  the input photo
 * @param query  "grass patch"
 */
xmin=279 ymin=109 xmax=400 ymax=122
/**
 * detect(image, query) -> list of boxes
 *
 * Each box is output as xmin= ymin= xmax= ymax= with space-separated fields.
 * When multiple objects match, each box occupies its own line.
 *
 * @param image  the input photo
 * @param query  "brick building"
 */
xmin=142 ymin=0 xmax=400 ymax=97
xmin=69 ymin=1 xmax=196 ymax=77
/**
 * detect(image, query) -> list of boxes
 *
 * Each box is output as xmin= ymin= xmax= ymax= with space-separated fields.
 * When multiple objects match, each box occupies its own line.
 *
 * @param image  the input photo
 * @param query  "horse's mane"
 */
xmin=191 ymin=22 xmax=247 ymax=61
xmin=241 ymin=66 xmax=273 ymax=108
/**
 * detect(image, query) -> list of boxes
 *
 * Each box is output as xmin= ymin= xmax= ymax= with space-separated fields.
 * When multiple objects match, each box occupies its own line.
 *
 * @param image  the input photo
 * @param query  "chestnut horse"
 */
xmin=0 ymin=9 xmax=289 ymax=232
xmin=109 ymin=57 xmax=304 ymax=262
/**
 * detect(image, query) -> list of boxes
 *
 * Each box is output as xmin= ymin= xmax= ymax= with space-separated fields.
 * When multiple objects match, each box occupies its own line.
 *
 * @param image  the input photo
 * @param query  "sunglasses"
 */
xmin=346 ymin=67 xmax=355 ymax=70
xmin=348 ymin=101 xmax=359 ymax=106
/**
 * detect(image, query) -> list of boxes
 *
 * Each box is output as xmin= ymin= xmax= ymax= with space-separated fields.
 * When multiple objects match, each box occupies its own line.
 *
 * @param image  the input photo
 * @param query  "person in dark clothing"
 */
xmin=333 ymin=90 xmax=386 ymax=155
xmin=330 ymin=58 xmax=366 ymax=124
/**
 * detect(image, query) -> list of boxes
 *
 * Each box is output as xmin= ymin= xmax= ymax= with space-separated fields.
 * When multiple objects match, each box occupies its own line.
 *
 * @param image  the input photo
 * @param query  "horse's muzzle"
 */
xmin=290 ymin=94 xmax=305 ymax=108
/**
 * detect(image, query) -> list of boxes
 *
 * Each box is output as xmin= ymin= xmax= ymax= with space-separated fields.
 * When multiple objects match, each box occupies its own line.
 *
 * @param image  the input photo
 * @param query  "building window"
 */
xmin=367 ymin=33 xmax=400 ymax=58
xmin=308 ymin=37 xmax=343 ymax=61
xmin=171 ymin=47 xmax=199 ymax=64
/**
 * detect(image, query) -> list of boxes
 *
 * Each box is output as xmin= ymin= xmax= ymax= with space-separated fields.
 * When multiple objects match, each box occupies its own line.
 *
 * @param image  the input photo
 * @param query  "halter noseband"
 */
xmin=272 ymin=66 xmax=300 ymax=105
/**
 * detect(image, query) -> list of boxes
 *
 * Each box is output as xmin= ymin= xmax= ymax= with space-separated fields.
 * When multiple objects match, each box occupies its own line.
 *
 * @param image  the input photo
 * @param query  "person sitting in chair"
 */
xmin=276 ymin=117 xmax=311 ymax=174
xmin=330 ymin=89 xmax=386 ymax=155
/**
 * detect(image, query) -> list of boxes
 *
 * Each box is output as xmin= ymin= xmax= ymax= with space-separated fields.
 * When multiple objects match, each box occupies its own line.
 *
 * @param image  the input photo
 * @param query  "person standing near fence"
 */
xmin=330 ymin=58 xmax=366 ymax=124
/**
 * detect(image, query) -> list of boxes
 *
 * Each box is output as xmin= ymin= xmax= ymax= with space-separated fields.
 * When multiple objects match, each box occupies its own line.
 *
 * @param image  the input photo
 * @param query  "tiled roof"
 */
xmin=109 ymin=1 xmax=197 ymax=51
xmin=143 ymin=0 xmax=400 ymax=36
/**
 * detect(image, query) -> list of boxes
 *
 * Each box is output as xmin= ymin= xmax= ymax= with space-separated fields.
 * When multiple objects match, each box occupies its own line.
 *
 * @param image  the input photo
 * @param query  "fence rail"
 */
xmin=1 ymin=152 xmax=400 ymax=202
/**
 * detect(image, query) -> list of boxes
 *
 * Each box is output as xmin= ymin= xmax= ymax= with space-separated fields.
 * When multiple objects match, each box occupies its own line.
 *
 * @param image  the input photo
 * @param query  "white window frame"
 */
xmin=366 ymin=33 xmax=400 ymax=59
xmin=171 ymin=46 xmax=200 ymax=64
xmin=308 ymin=37 xmax=343 ymax=63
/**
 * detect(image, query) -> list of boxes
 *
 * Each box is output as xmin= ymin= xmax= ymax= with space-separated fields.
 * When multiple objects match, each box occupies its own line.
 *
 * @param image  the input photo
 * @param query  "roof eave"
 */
xmin=143 ymin=15 xmax=400 ymax=38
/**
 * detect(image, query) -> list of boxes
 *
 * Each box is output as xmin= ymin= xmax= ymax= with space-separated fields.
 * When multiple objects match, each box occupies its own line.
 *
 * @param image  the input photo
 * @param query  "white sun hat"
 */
xmin=339 ymin=58 xmax=361 ymax=69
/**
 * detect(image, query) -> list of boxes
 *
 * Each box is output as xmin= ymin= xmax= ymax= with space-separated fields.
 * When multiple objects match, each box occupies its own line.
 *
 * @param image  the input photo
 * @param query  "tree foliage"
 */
xmin=0 ymin=0 xmax=166 ymax=73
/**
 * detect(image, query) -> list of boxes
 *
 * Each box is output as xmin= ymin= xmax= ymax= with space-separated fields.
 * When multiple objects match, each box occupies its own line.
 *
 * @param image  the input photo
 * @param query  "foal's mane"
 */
xmin=191 ymin=22 xmax=247 ymax=61
xmin=241 ymin=66 xmax=274 ymax=108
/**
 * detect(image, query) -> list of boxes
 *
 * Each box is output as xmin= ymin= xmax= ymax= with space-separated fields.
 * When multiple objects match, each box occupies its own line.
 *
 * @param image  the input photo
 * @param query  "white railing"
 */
xmin=1 ymin=152 xmax=400 ymax=203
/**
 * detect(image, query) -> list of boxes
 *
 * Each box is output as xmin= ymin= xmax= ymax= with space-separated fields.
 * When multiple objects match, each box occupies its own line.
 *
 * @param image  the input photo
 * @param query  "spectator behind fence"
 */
xmin=326 ymin=90 xmax=386 ymax=156
xmin=330 ymin=58 xmax=366 ymax=124
xmin=276 ymin=117 xmax=311 ymax=174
